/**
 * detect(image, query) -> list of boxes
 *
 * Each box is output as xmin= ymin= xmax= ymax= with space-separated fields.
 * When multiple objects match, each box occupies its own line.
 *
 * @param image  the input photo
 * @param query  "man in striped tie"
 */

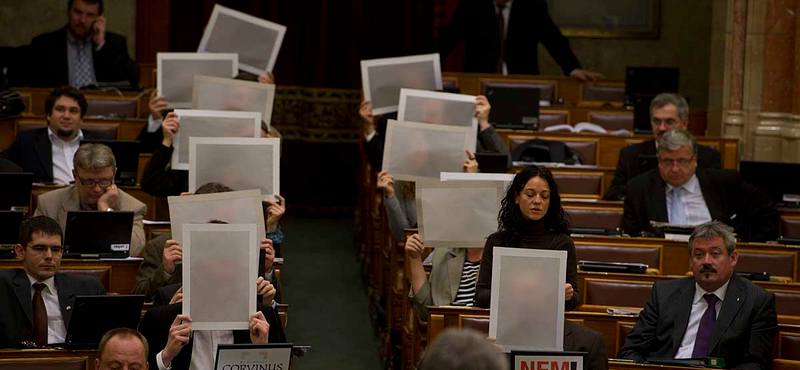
xmin=618 ymin=221 xmax=777 ymax=369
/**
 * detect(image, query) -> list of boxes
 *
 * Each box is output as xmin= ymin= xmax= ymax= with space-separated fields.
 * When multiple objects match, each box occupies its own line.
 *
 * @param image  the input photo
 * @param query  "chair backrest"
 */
xmin=507 ymin=136 xmax=597 ymax=165
xmin=564 ymin=207 xmax=624 ymax=230
xmin=60 ymin=267 xmax=111 ymax=292
xmin=774 ymin=290 xmax=800 ymax=317
xmin=780 ymin=333 xmax=800 ymax=360
xmin=539 ymin=110 xmax=569 ymax=129
xmin=736 ymin=249 xmax=796 ymax=281
xmin=781 ymin=216 xmax=800 ymax=238
xmin=0 ymin=357 xmax=87 ymax=370
xmin=583 ymin=279 xmax=653 ymax=308
xmin=588 ymin=111 xmax=634 ymax=131
xmin=16 ymin=120 xmax=119 ymax=140
xmin=616 ymin=321 xmax=637 ymax=354
xmin=460 ymin=315 xmax=490 ymax=334
xmin=85 ymin=98 xmax=138 ymax=118
xmin=553 ymin=173 xmax=603 ymax=199
xmin=575 ymin=244 xmax=661 ymax=269
xmin=581 ymin=83 xmax=625 ymax=105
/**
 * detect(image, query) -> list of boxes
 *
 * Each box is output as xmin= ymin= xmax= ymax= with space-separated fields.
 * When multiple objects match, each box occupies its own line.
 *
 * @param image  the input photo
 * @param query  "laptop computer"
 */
xmin=740 ymin=160 xmax=800 ymax=206
xmin=579 ymin=260 xmax=648 ymax=274
xmin=475 ymin=152 xmax=511 ymax=173
xmin=80 ymin=140 xmax=141 ymax=186
xmin=0 ymin=172 xmax=33 ymax=213
xmin=63 ymin=295 xmax=145 ymax=349
xmin=625 ymin=67 xmax=680 ymax=134
xmin=0 ymin=211 xmax=24 ymax=258
xmin=64 ymin=211 xmax=134 ymax=258
xmin=484 ymin=85 xmax=541 ymax=129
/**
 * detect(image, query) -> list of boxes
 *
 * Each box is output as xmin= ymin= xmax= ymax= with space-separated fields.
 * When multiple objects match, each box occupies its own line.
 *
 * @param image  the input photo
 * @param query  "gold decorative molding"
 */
xmin=753 ymin=112 xmax=791 ymax=162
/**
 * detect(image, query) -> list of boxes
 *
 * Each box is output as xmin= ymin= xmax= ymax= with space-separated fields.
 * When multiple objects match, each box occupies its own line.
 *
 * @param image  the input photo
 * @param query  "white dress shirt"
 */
xmin=26 ymin=273 xmax=67 ymax=344
xmin=494 ymin=1 xmax=513 ymax=75
xmin=666 ymin=174 xmax=712 ymax=225
xmin=147 ymin=114 xmax=164 ymax=133
xmin=156 ymin=330 xmax=234 ymax=370
xmin=675 ymin=281 xmax=729 ymax=358
xmin=48 ymin=127 xmax=84 ymax=185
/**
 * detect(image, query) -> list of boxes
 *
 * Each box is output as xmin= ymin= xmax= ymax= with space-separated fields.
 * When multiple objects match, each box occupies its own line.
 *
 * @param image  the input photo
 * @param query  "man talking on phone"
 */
xmin=23 ymin=0 xmax=139 ymax=89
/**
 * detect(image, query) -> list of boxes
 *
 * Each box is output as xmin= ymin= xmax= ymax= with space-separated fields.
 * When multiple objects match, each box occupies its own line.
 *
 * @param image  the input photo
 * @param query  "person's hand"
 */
xmin=161 ymin=112 xmax=180 ymax=148
xmin=359 ymin=100 xmax=376 ymax=136
xmin=169 ymin=287 xmax=183 ymax=304
xmin=264 ymin=195 xmax=285 ymax=233
xmin=257 ymin=276 xmax=277 ymax=306
xmin=162 ymin=240 xmax=182 ymax=275
xmin=405 ymin=233 xmax=425 ymax=260
xmin=565 ymin=283 xmax=574 ymax=301
xmin=149 ymin=89 xmax=169 ymax=119
xmin=475 ymin=95 xmax=491 ymax=130
xmin=96 ymin=184 xmax=119 ymax=212
xmin=463 ymin=149 xmax=478 ymax=173
xmin=260 ymin=239 xmax=275 ymax=273
xmin=376 ymin=171 xmax=395 ymax=196
xmin=92 ymin=15 xmax=107 ymax=46
xmin=162 ymin=314 xmax=192 ymax=367
xmin=248 ymin=311 xmax=271 ymax=344
xmin=487 ymin=336 xmax=503 ymax=352
xmin=569 ymin=69 xmax=605 ymax=82
xmin=258 ymin=72 xmax=275 ymax=84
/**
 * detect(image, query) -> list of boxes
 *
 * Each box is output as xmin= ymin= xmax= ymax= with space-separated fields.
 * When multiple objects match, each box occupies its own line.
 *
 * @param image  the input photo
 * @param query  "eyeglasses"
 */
xmin=77 ymin=176 xmax=113 ymax=188
xmin=26 ymin=245 xmax=64 ymax=255
xmin=658 ymin=156 xmax=695 ymax=168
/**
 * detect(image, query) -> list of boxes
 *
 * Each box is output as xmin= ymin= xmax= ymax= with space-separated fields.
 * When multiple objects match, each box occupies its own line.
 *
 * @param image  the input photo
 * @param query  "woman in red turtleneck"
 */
xmin=474 ymin=165 xmax=579 ymax=310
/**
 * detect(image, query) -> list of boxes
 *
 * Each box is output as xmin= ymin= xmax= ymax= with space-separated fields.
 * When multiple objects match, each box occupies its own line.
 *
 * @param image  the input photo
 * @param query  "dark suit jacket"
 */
xmin=604 ymin=139 xmax=722 ymax=201
xmin=436 ymin=0 xmax=581 ymax=75
xmin=138 ymin=302 xmax=287 ymax=370
xmin=565 ymin=320 xmax=609 ymax=370
xmin=22 ymin=27 xmax=139 ymax=88
xmin=623 ymin=168 xmax=779 ymax=242
xmin=617 ymin=275 xmax=777 ymax=370
xmin=0 ymin=269 xmax=107 ymax=348
xmin=140 ymin=144 xmax=187 ymax=197
xmin=0 ymin=127 xmax=110 ymax=183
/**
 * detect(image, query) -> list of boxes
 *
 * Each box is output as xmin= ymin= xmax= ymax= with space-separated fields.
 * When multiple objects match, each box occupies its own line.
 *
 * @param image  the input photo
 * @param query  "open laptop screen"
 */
xmin=64 ymin=211 xmax=134 ymax=258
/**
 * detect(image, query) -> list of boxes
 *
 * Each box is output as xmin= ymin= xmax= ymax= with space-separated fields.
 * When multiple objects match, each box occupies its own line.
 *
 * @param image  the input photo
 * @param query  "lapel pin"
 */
xmin=66 ymin=306 xmax=72 ymax=311
xmin=736 ymin=298 xmax=740 ymax=302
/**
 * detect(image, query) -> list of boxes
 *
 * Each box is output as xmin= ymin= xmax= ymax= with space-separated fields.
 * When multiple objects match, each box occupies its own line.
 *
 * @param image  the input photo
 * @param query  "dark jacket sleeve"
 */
xmin=604 ymin=148 xmax=630 ymax=201
xmin=474 ymin=235 xmax=497 ymax=308
xmin=622 ymin=177 xmax=651 ymax=237
xmin=131 ymin=234 xmax=181 ymax=300
xmin=137 ymin=125 xmax=165 ymax=154
xmin=476 ymin=126 xmax=508 ymax=155
xmin=93 ymin=32 xmax=140 ymax=88
xmin=533 ymin=1 xmax=581 ymax=76
xmin=698 ymin=145 xmax=722 ymax=170
xmin=364 ymin=115 xmax=389 ymax=171
xmin=617 ymin=282 xmax=662 ymax=362
xmin=563 ymin=236 xmax=581 ymax=311
xmin=140 ymin=144 xmax=187 ymax=197
xmin=587 ymin=330 xmax=609 ymax=370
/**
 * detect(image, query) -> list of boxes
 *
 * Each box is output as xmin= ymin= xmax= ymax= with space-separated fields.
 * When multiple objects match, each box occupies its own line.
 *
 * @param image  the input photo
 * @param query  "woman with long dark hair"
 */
xmin=474 ymin=165 xmax=579 ymax=310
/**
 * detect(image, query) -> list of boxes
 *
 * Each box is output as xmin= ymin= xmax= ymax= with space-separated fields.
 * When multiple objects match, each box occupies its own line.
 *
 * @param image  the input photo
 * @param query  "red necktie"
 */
xmin=691 ymin=293 xmax=719 ymax=357
xmin=32 ymin=283 xmax=48 ymax=346
xmin=496 ymin=4 xmax=506 ymax=73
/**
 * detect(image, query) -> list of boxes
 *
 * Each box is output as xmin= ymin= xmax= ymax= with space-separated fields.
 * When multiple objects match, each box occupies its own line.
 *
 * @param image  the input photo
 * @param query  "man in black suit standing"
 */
xmin=1 ymin=86 xmax=110 ymax=184
xmin=623 ymin=129 xmax=778 ymax=242
xmin=0 ymin=216 xmax=106 ymax=348
xmin=22 ymin=0 xmax=138 ymax=88
xmin=436 ymin=0 xmax=603 ymax=80
xmin=605 ymin=93 xmax=722 ymax=200
xmin=618 ymin=221 xmax=777 ymax=369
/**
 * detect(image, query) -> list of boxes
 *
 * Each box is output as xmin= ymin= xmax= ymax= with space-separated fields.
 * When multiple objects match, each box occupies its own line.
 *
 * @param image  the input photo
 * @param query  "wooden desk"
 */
xmin=0 ymin=258 xmax=141 ymax=295
xmin=13 ymin=87 xmax=149 ymax=119
xmin=0 ymin=349 xmax=96 ymax=369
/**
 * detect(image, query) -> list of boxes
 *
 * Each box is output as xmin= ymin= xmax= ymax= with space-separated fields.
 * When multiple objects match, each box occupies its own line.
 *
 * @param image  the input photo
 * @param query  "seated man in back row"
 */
xmin=0 ymin=216 xmax=106 ymax=348
xmin=35 ymin=143 xmax=147 ymax=256
xmin=623 ymin=129 xmax=778 ymax=242
xmin=604 ymin=93 xmax=721 ymax=201
xmin=618 ymin=221 xmax=777 ymax=369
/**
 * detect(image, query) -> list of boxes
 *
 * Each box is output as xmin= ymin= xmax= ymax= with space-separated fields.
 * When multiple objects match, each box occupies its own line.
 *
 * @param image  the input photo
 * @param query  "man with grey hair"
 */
xmin=418 ymin=328 xmax=508 ymax=370
xmin=619 ymin=220 xmax=777 ymax=369
xmin=623 ymin=129 xmax=778 ymax=242
xmin=34 ymin=143 xmax=147 ymax=256
xmin=604 ymin=92 xmax=721 ymax=200
xmin=96 ymin=327 xmax=149 ymax=370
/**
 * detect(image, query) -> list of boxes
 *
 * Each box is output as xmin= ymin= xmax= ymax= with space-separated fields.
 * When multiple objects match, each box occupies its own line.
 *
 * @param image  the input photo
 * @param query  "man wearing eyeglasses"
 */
xmin=623 ymin=129 xmax=779 ymax=242
xmin=604 ymin=93 xmax=722 ymax=201
xmin=34 ymin=143 xmax=147 ymax=256
xmin=0 ymin=216 xmax=106 ymax=348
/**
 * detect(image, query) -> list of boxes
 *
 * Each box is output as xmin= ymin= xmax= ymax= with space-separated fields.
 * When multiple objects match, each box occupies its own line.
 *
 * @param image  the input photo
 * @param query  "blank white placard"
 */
xmin=157 ymin=53 xmax=238 ymax=108
xmin=490 ymin=247 xmax=566 ymax=352
xmin=168 ymin=189 xmax=266 ymax=244
xmin=189 ymin=137 xmax=280 ymax=200
xmin=360 ymin=54 xmax=442 ymax=115
xmin=398 ymin=88 xmax=477 ymax=151
xmin=198 ymin=4 xmax=286 ymax=74
xmin=192 ymin=75 xmax=275 ymax=127
xmin=171 ymin=109 xmax=261 ymax=170
xmin=183 ymin=223 xmax=257 ymax=331
xmin=382 ymin=120 xmax=470 ymax=182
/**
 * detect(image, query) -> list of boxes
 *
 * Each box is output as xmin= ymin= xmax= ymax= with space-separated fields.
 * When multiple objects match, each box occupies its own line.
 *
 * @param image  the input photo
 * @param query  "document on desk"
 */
xmin=157 ymin=52 xmax=238 ymax=108
xmin=360 ymin=54 xmax=442 ymax=115
xmin=198 ymin=4 xmax=286 ymax=74
xmin=192 ymin=75 xmax=275 ymax=127
xmin=490 ymin=247 xmax=566 ymax=352
xmin=171 ymin=109 xmax=261 ymax=170
xmin=168 ymin=189 xmax=265 ymax=244
xmin=183 ymin=223 xmax=257 ymax=330
xmin=382 ymin=120 xmax=470 ymax=182
xmin=398 ymin=88 xmax=477 ymax=151
xmin=416 ymin=180 xmax=503 ymax=248
xmin=189 ymin=137 xmax=280 ymax=201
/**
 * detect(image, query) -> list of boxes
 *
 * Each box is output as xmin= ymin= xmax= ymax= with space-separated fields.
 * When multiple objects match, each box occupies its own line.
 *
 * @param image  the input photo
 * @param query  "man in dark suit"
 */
xmin=21 ymin=0 xmax=139 ymax=88
xmin=0 ymin=216 xmax=106 ymax=348
xmin=623 ymin=129 xmax=778 ymax=242
xmin=436 ymin=0 xmax=603 ymax=80
xmin=618 ymin=221 xmax=777 ymax=369
xmin=0 ymin=86 xmax=111 ymax=184
xmin=565 ymin=320 xmax=608 ymax=370
xmin=605 ymin=93 xmax=722 ymax=200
